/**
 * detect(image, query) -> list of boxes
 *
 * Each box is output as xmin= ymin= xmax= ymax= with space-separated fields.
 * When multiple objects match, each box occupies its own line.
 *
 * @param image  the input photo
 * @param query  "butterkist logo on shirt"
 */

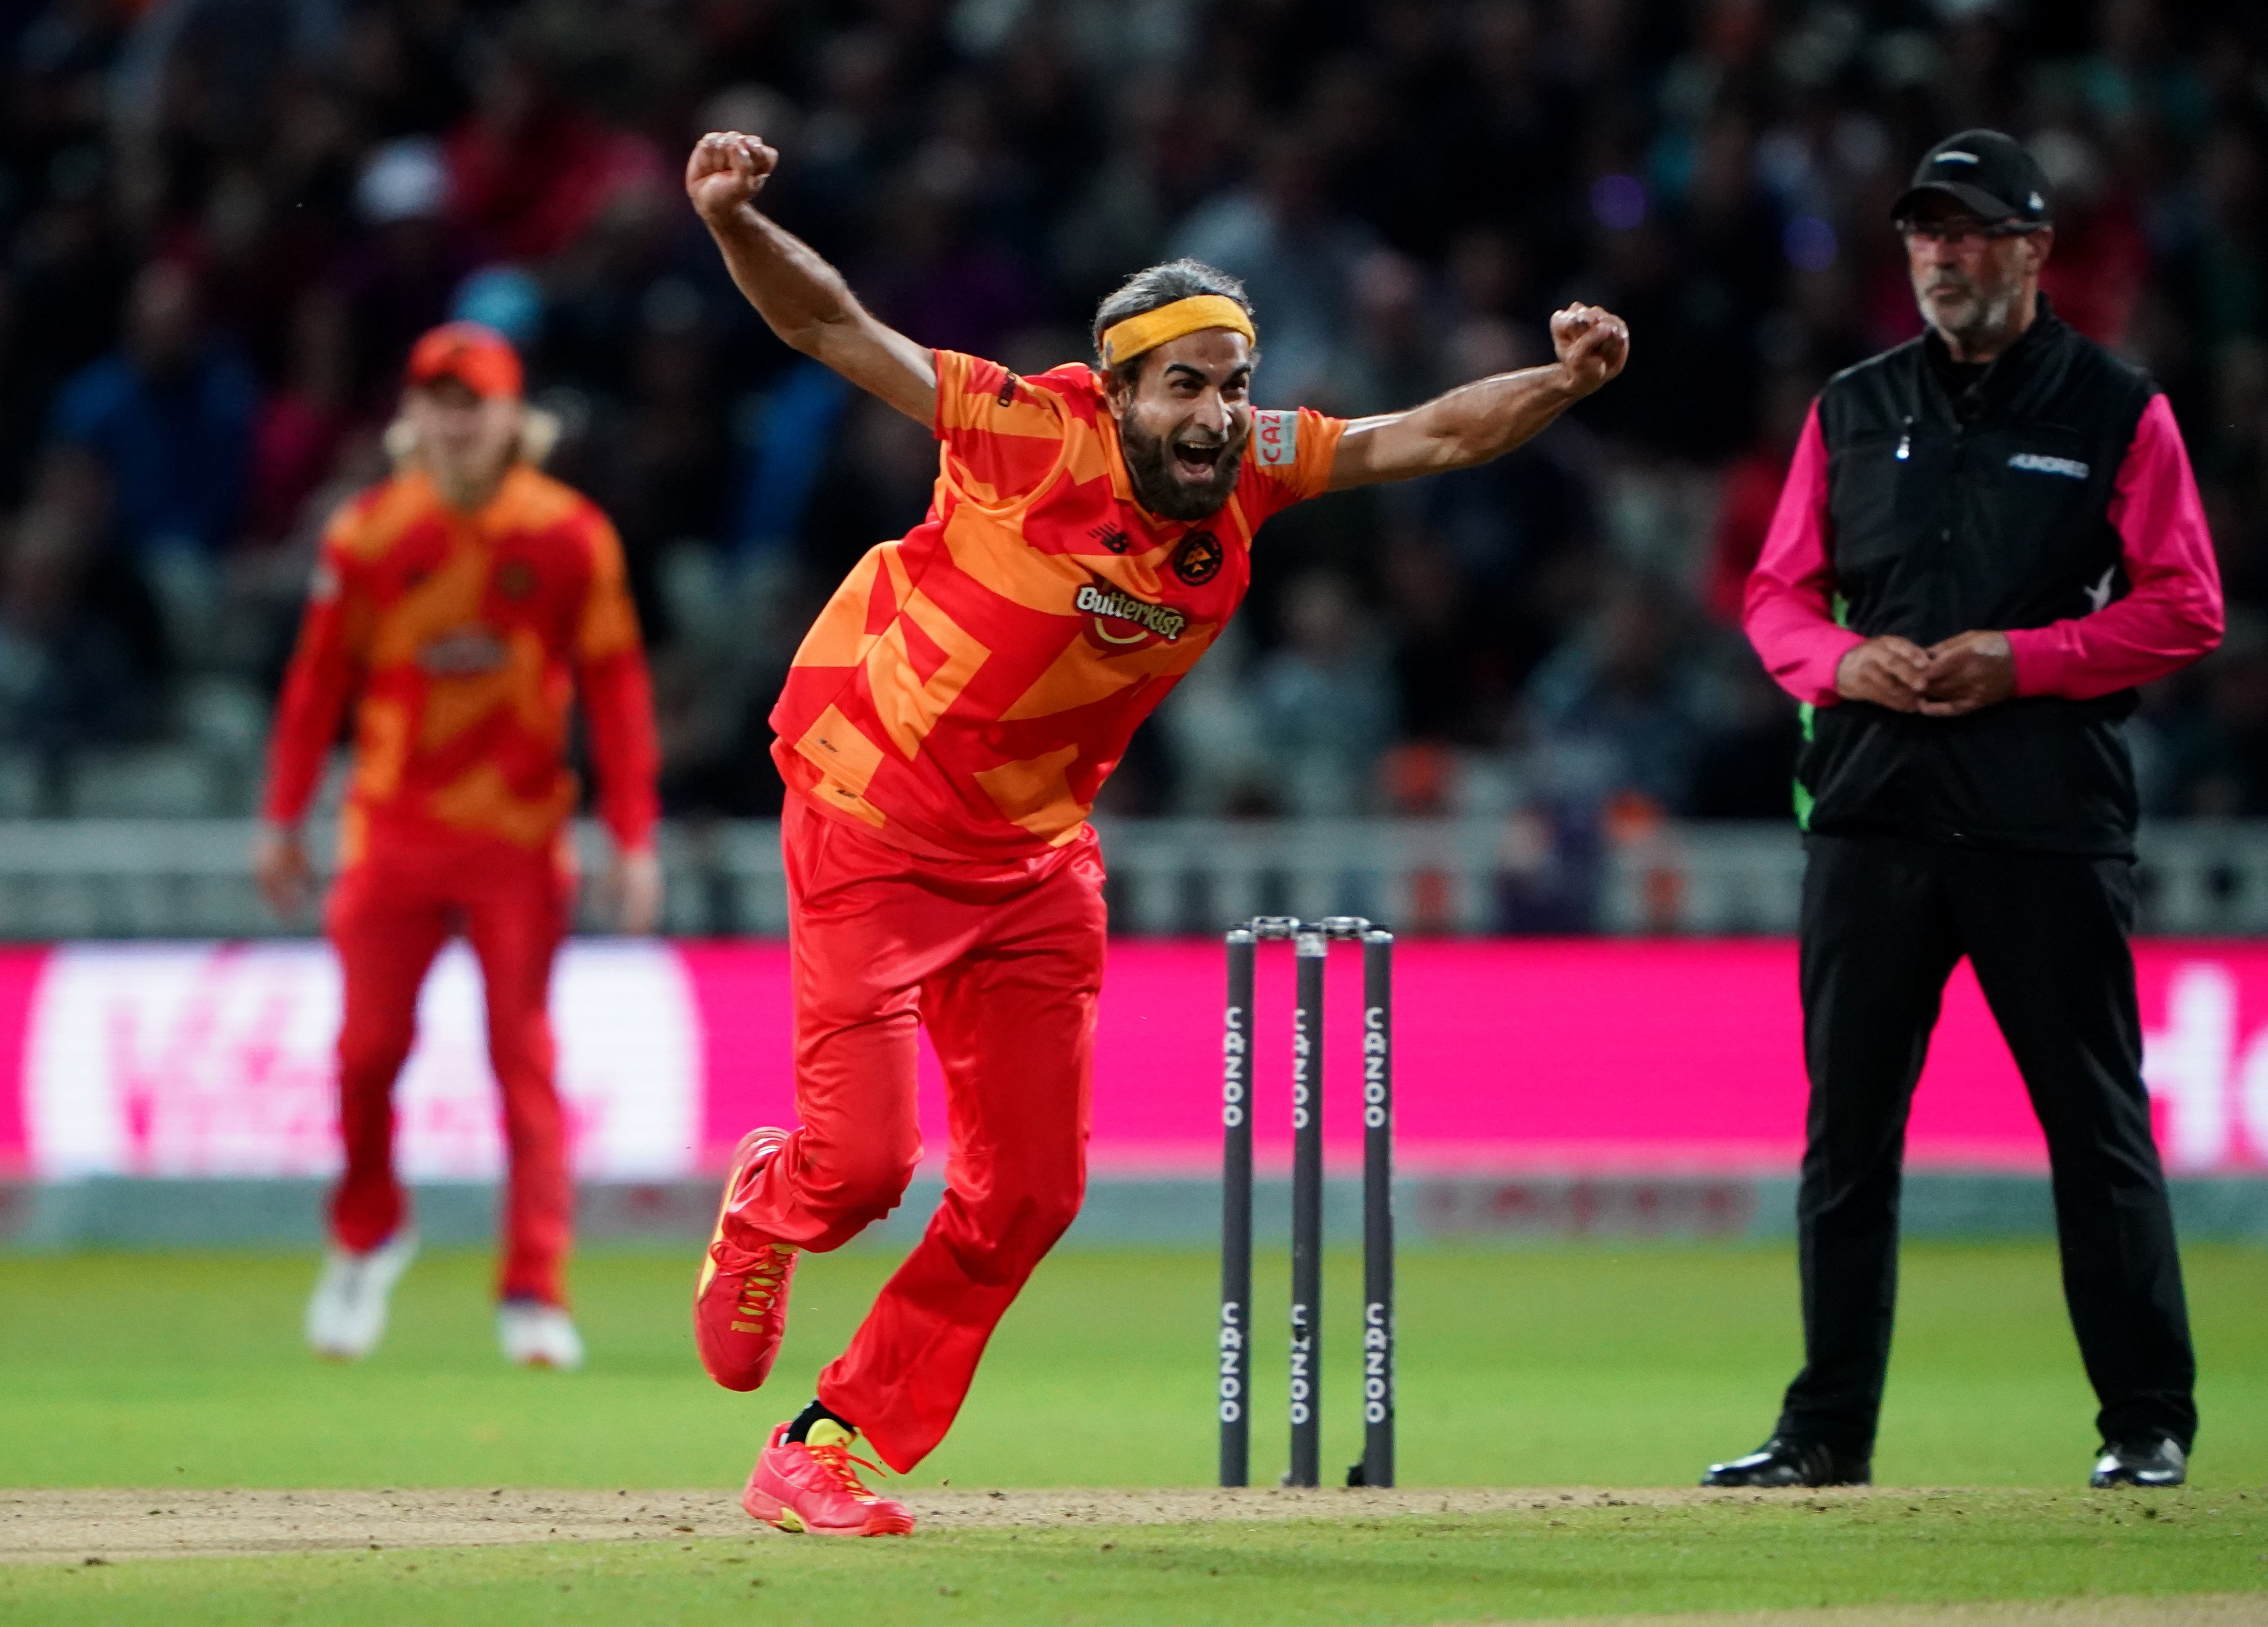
xmin=419 ymin=626 xmax=511 ymax=676
xmin=1075 ymin=583 xmax=1187 ymax=644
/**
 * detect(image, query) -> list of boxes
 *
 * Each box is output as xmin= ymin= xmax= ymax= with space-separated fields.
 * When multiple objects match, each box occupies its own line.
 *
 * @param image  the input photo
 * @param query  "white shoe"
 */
xmin=497 ymin=1300 xmax=585 ymax=1371
xmin=304 ymin=1230 xmax=418 ymax=1361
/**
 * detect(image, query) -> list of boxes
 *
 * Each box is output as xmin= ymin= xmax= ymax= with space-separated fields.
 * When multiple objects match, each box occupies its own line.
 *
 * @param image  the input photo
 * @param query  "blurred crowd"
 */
xmin=2 ymin=0 xmax=2267 ymax=845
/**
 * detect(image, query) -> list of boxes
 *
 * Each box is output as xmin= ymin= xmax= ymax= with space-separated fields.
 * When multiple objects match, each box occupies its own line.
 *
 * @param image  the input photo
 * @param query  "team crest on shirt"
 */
xmin=494 ymin=560 xmax=538 ymax=600
xmin=1076 ymin=582 xmax=1187 ymax=645
xmin=1172 ymin=530 xmax=1223 ymax=585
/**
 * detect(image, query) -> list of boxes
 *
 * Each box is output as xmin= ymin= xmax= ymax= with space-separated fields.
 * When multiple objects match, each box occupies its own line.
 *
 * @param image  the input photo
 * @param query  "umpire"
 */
xmin=1709 ymin=130 xmax=2224 ymax=1491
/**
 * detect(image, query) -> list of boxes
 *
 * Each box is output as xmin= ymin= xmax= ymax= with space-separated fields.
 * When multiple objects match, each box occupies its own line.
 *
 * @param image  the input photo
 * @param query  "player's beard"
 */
xmin=1917 ymin=260 xmax=2024 ymax=357
xmin=1119 ymin=418 xmax=1246 ymax=521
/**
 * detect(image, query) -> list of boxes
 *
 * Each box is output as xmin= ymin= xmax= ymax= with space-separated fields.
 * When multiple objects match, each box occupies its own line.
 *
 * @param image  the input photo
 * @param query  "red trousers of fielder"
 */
xmin=326 ymin=836 xmax=574 ymax=1305
xmin=721 ymin=796 xmax=1106 ymax=1473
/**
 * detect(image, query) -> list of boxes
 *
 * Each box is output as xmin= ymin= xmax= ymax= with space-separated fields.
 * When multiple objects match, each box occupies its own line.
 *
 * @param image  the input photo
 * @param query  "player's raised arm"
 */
xmin=1326 ymin=304 xmax=1630 ymax=490
xmin=686 ymin=131 xmax=937 ymax=423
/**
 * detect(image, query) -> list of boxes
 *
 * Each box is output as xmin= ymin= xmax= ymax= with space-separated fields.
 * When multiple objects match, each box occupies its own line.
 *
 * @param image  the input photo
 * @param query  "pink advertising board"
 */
xmin=5 ymin=939 xmax=2267 ymax=1180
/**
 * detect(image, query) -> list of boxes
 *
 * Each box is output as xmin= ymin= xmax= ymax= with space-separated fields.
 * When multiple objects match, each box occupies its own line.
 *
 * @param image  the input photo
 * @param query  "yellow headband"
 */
xmin=1098 ymin=295 xmax=1256 ymax=369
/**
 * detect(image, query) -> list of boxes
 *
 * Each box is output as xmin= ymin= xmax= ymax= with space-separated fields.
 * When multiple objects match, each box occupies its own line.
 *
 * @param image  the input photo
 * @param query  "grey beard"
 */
xmin=1923 ymin=279 xmax=2023 ymax=357
xmin=1121 ymin=422 xmax=1244 ymax=521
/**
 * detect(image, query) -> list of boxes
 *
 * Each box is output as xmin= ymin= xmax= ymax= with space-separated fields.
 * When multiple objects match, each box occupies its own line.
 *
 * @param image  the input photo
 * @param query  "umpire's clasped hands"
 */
xmin=1834 ymin=629 xmax=2016 ymax=717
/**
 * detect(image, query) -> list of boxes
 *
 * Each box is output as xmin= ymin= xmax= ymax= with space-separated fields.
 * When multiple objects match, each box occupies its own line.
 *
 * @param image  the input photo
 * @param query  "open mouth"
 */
xmin=1171 ymin=440 xmax=1225 ymax=481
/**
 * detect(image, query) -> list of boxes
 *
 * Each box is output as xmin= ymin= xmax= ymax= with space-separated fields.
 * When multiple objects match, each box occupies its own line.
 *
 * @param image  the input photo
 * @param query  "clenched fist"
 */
xmin=1550 ymin=304 xmax=1631 ymax=397
xmin=686 ymin=131 xmax=779 ymax=224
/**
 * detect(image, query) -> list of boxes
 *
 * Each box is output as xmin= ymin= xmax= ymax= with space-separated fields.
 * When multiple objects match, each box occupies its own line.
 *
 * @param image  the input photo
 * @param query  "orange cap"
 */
xmin=405 ymin=322 xmax=523 ymax=399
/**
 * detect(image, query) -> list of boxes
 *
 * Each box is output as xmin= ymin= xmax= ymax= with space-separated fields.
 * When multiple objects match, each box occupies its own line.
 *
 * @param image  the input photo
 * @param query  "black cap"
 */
xmin=1891 ymin=130 xmax=2051 ymax=226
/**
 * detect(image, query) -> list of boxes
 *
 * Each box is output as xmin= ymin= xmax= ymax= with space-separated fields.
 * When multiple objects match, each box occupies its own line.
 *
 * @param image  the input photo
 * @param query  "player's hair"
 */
xmin=383 ymin=404 xmax=559 ymax=470
xmin=1092 ymin=259 xmax=1254 ymax=387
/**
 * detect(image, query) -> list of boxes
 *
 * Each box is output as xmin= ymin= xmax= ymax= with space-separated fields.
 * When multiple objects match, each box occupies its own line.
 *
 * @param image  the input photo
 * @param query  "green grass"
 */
xmin=3 ymin=1492 xmax=2264 ymax=1625
xmin=1 ymin=1242 xmax=2264 ymax=1490
xmin=5 ymin=1243 xmax=2265 ymax=1624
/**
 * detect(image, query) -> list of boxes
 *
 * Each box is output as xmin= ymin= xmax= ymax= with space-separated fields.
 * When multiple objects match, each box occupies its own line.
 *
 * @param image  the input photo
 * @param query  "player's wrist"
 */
xmin=1832 ymin=643 xmax=1871 ymax=700
xmin=1548 ymin=359 xmax=1601 ymax=402
xmin=698 ymin=194 xmax=763 ymax=233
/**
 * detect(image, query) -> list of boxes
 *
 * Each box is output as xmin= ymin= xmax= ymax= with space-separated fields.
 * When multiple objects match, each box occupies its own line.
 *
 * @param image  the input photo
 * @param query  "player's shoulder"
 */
xmin=1241 ymin=405 xmax=1335 ymax=485
xmin=479 ymin=468 xmax=617 ymax=578
xmin=2049 ymin=315 xmax=2156 ymax=408
xmin=323 ymin=472 xmax=432 ymax=561
xmin=1022 ymin=360 xmax=1105 ymax=405
xmin=495 ymin=464 xmax=606 ymax=535
xmin=937 ymin=350 xmax=1093 ymax=436
xmin=1816 ymin=341 xmax=1922 ymax=442
xmin=1823 ymin=339 xmax=1920 ymax=401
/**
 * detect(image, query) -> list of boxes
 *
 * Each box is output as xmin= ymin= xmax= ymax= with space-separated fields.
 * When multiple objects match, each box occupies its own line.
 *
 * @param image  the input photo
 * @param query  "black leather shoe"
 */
xmin=1700 ymin=1436 xmax=1871 ymax=1488
xmin=2090 ymin=1438 xmax=2187 ymax=1489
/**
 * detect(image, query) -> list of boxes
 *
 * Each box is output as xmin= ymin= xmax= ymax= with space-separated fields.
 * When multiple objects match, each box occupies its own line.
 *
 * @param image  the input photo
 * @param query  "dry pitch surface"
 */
xmin=3 ymin=1486 xmax=2258 ymax=1627
xmin=6 ymin=1485 xmax=1856 ymax=1563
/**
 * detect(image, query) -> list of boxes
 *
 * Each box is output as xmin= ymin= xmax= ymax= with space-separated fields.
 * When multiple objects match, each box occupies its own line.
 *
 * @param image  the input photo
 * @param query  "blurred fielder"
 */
xmin=682 ymin=127 xmax=1629 ymax=1536
xmin=1714 ymin=131 xmax=2221 ymax=1491
xmin=257 ymin=322 xmax=663 ymax=1372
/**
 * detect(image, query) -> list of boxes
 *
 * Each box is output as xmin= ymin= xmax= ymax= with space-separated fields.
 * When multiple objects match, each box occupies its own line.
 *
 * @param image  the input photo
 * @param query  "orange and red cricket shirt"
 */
xmin=771 ymin=351 xmax=1345 ymax=861
xmin=264 ymin=463 xmax=659 ymax=864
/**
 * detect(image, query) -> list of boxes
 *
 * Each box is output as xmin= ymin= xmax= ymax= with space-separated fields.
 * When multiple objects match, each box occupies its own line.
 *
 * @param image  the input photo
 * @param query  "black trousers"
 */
xmin=1775 ymin=833 xmax=2197 ymax=1455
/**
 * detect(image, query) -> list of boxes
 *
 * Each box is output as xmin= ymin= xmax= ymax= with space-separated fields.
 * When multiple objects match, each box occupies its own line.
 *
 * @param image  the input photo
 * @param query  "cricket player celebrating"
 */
xmin=685 ymin=129 xmax=1628 ymax=1536
xmin=258 ymin=322 xmax=663 ymax=1371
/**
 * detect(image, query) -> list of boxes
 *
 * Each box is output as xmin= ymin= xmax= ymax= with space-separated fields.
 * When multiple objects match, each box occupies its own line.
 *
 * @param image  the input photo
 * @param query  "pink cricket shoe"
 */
xmin=694 ymin=1127 xmax=798 ymax=1391
xmin=742 ymin=1420 xmax=915 ymax=1537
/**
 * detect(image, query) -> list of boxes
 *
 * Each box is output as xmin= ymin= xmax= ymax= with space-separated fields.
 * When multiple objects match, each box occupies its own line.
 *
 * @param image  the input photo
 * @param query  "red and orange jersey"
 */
xmin=263 ymin=463 xmax=660 ymax=864
xmin=771 ymin=350 xmax=1344 ymax=861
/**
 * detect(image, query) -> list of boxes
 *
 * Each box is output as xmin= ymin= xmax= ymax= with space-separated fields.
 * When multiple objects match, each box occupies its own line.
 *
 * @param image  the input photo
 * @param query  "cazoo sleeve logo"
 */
xmin=1253 ymin=410 xmax=1296 ymax=469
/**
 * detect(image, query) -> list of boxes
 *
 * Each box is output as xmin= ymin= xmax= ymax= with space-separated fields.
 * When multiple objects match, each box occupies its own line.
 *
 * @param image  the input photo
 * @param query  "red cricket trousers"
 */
xmin=721 ymin=796 xmax=1107 ymax=1472
xmin=325 ymin=835 xmax=574 ymax=1305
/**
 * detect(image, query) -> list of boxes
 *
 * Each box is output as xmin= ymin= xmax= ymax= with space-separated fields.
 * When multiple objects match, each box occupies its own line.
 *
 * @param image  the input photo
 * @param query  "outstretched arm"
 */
xmin=687 ymin=131 xmax=936 ymax=423
xmin=1327 ymin=305 xmax=1630 ymax=490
